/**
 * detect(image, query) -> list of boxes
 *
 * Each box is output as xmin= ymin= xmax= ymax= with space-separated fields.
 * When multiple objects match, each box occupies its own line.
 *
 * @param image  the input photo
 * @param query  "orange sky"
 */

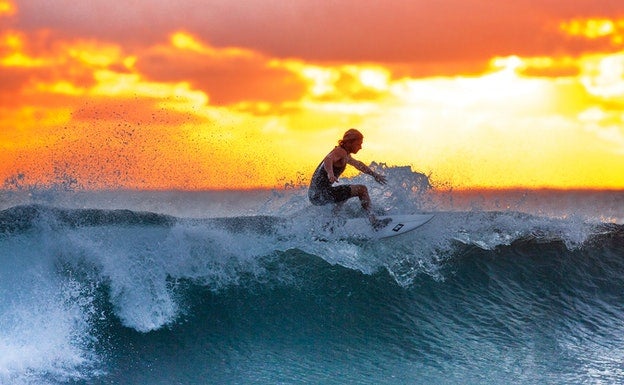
xmin=1 ymin=0 xmax=624 ymax=190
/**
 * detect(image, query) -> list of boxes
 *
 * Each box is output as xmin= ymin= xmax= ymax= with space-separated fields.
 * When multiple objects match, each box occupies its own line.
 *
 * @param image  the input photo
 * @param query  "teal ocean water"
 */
xmin=1 ymin=167 xmax=623 ymax=384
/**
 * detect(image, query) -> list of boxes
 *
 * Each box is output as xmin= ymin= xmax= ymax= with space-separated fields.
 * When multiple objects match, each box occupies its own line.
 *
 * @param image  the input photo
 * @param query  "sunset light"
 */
xmin=560 ymin=17 xmax=624 ymax=43
xmin=0 ymin=0 xmax=15 ymax=17
xmin=1 ymin=1 xmax=624 ymax=190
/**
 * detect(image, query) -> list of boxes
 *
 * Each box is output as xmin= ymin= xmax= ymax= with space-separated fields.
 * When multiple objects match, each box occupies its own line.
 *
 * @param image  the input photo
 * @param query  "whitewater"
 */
xmin=1 ymin=165 xmax=623 ymax=385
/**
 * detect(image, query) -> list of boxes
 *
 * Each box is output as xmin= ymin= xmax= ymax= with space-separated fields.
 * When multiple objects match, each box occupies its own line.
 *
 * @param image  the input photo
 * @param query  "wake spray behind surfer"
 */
xmin=308 ymin=128 xmax=390 ymax=229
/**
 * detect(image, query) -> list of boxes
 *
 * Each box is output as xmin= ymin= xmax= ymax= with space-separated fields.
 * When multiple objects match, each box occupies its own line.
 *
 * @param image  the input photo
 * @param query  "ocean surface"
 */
xmin=1 ymin=166 xmax=623 ymax=385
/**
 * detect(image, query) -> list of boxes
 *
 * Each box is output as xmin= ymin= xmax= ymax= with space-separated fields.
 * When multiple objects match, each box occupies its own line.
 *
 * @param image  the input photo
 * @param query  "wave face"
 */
xmin=1 ymin=172 xmax=624 ymax=384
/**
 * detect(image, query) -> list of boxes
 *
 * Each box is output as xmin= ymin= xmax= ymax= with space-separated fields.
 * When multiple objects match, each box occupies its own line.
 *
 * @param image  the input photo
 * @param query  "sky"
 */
xmin=1 ymin=0 xmax=624 ymax=190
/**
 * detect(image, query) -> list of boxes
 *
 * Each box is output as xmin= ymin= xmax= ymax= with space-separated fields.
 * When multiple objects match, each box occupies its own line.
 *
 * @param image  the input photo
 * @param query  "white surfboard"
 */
xmin=341 ymin=214 xmax=434 ymax=240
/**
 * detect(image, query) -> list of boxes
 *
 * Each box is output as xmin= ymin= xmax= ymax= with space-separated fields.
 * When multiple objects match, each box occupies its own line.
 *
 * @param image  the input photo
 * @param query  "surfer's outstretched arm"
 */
xmin=309 ymin=128 xmax=389 ymax=230
xmin=347 ymin=157 xmax=387 ymax=185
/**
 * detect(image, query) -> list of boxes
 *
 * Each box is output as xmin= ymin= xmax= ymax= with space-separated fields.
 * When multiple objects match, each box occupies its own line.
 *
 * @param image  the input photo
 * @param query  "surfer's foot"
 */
xmin=371 ymin=217 xmax=392 ymax=231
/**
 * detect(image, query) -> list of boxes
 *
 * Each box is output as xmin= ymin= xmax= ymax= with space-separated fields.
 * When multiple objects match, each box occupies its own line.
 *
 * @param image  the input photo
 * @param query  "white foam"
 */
xmin=0 ymin=236 xmax=98 ymax=384
xmin=0 ymin=166 xmax=618 ymax=384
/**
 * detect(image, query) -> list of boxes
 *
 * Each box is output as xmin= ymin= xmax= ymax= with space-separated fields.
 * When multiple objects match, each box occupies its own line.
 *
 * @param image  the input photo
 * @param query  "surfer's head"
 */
xmin=339 ymin=128 xmax=364 ymax=153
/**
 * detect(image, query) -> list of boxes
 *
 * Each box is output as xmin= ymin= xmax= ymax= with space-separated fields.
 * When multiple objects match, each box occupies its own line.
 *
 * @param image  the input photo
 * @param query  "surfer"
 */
xmin=308 ymin=128 xmax=390 ymax=229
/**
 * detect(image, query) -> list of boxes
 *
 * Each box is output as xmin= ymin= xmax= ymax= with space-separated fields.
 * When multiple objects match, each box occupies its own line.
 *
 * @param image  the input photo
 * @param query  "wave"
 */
xmin=1 ymin=189 xmax=623 ymax=383
xmin=0 ymin=204 xmax=176 ymax=234
xmin=2 ymin=203 xmax=618 ymax=289
xmin=1 ymin=204 xmax=621 ymax=294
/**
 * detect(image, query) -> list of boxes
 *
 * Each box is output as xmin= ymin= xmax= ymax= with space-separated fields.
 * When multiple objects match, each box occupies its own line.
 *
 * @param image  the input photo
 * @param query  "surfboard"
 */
xmin=341 ymin=214 xmax=434 ymax=240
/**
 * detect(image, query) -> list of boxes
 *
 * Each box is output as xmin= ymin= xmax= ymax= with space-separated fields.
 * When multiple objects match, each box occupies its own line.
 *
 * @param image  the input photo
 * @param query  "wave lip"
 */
xmin=0 ymin=204 xmax=175 ymax=234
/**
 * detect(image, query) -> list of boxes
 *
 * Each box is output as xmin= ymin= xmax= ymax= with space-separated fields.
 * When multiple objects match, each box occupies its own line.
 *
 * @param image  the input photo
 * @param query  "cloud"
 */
xmin=13 ymin=0 xmax=624 ymax=68
xmin=517 ymin=57 xmax=581 ymax=78
xmin=560 ymin=17 xmax=624 ymax=44
xmin=135 ymin=32 xmax=307 ymax=105
xmin=0 ymin=67 xmax=30 ymax=105
xmin=3 ymin=0 xmax=624 ymax=189
xmin=0 ymin=0 xmax=16 ymax=17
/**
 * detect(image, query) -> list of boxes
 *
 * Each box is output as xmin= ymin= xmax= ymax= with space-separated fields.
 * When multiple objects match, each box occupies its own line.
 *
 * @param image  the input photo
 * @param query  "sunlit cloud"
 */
xmin=135 ymin=31 xmax=307 ymax=106
xmin=0 ymin=0 xmax=16 ymax=17
xmin=170 ymin=31 xmax=253 ymax=59
xmin=2 ymin=1 xmax=624 ymax=190
xmin=560 ymin=17 xmax=624 ymax=45
xmin=579 ymin=53 xmax=624 ymax=98
xmin=0 ymin=31 xmax=52 ymax=67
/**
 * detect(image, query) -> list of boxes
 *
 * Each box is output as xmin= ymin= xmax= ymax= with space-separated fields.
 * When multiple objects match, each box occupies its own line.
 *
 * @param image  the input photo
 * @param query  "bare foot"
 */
xmin=371 ymin=217 xmax=392 ymax=231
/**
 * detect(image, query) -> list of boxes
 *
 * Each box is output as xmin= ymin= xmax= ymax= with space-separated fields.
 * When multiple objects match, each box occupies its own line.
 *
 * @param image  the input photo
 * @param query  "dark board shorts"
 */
xmin=308 ymin=184 xmax=353 ymax=206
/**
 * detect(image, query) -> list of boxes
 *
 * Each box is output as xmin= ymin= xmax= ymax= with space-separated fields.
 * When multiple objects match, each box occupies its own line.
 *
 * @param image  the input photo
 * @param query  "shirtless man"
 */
xmin=308 ymin=128 xmax=389 ymax=229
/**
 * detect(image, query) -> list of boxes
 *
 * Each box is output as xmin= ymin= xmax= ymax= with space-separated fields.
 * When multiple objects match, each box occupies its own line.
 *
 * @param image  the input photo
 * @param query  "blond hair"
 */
xmin=339 ymin=128 xmax=363 ymax=147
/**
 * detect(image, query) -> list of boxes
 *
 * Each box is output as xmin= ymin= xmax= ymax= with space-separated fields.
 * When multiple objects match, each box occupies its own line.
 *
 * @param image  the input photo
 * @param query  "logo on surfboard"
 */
xmin=392 ymin=223 xmax=404 ymax=232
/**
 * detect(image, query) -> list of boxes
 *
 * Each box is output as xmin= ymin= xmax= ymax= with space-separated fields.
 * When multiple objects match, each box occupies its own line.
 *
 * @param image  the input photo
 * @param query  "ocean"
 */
xmin=1 ymin=166 xmax=623 ymax=385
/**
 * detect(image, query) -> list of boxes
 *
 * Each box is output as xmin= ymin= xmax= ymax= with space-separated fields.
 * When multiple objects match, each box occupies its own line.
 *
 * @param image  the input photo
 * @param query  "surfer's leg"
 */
xmin=350 ymin=185 xmax=391 ymax=230
xmin=349 ymin=185 xmax=370 ymax=208
xmin=350 ymin=185 xmax=376 ymax=220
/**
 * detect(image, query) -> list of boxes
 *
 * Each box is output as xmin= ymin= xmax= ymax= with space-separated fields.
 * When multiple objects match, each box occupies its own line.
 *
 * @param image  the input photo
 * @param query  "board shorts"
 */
xmin=308 ymin=159 xmax=351 ymax=206
xmin=308 ymin=184 xmax=353 ymax=206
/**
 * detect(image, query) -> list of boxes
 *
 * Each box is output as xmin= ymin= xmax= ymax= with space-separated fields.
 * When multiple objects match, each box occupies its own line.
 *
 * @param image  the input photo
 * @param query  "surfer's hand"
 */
xmin=329 ymin=175 xmax=338 ymax=183
xmin=374 ymin=173 xmax=387 ymax=185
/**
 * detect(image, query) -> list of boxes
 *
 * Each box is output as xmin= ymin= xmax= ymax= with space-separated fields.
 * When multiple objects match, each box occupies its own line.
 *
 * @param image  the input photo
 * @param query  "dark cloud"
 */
xmin=14 ymin=0 xmax=624 ymax=69
xmin=136 ymin=45 xmax=307 ymax=105
xmin=0 ymin=67 xmax=30 ymax=106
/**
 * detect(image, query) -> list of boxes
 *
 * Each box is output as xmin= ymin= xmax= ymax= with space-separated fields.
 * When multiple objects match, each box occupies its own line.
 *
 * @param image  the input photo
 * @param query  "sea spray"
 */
xmin=0 ymin=166 xmax=623 ymax=384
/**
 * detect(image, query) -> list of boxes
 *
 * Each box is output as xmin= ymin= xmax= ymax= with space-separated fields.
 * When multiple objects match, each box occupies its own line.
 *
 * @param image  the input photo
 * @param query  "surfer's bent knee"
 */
xmin=350 ymin=185 xmax=371 ymax=208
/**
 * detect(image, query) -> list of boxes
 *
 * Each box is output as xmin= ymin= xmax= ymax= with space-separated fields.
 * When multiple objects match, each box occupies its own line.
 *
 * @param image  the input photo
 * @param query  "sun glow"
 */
xmin=171 ymin=32 xmax=205 ymax=52
xmin=580 ymin=53 xmax=624 ymax=98
xmin=36 ymin=81 xmax=85 ymax=96
xmin=68 ymin=42 xmax=122 ymax=67
xmin=0 ymin=0 xmax=15 ymax=17
xmin=562 ymin=19 xmax=615 ymax=38
xmin=170 ymin=31 xmax=253 ymax=59
xmin=0 ymin=31 xmax=48 ymax=67
xmin=560 ymin=17 xmax=624 ymax=46
xmin=1 ymin=5 xmax=624 ymax=190
xmin=298 ymin=65 xmax=340 ymax=97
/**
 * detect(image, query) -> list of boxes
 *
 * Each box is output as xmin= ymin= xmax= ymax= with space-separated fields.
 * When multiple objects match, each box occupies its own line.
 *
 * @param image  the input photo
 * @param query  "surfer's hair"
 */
xmin=339 ymin=128 xmax=363 ymax=146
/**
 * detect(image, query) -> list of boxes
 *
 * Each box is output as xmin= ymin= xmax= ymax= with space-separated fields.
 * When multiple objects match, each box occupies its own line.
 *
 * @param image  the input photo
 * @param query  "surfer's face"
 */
xmin=346 ymin=139 xmax=363 ymax=154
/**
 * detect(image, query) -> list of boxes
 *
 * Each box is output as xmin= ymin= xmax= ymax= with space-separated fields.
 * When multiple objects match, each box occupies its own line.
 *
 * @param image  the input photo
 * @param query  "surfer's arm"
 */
xmin=323 ymin=149 xmax=342 ymax=183
xmin=347 ymin=157 xmax=387 ymax=185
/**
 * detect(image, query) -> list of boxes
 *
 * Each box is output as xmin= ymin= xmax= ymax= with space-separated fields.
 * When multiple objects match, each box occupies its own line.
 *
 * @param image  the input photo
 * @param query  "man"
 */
xmin=308 ymin=128 xmax=390 ymax=229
